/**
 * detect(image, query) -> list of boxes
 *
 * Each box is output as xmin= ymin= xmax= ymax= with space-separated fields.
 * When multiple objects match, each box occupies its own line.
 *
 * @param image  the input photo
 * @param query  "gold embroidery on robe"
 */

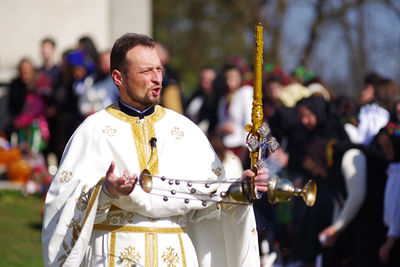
xmin=58 ymin=217 xmax=82 ymax=265
xmin=104 ymin=211 xmax=135 ymax=225
xmin=102 ymin=125 xmax=117 ymax=136
xmin=105 ymin=104 xmax=165 ymax=175
xmin=76 ymin=185 xmax=89 ymax=211
xmin=60 ymin=170 xmax=72 ymax=183
xmin=171 ymin=127 xmax=184 ymax=140
xmin=212 ymin=167 xmax=223 ymax=177
xmin=57 ymin=178 xmax=104 ymax=265
xmin=119 ymin=245 xmax=141 ymax=267
xmin=162 ymin=246 xmax=180 ymax=267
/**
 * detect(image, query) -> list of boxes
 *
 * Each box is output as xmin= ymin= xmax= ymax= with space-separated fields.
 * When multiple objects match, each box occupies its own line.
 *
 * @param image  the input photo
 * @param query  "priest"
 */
xmin=42 ymin=33 xmax=269 ymax=267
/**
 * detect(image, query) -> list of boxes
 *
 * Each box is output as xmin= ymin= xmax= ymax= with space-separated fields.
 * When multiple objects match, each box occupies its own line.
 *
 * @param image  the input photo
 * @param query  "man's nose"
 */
xmin=152 ymin=70 xmax=162 ymax=84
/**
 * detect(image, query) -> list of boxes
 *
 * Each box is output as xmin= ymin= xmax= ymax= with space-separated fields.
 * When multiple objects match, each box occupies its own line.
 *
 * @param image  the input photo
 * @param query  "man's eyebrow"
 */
xmin=138 ymin=65 xmax=162 ymax=72
xmin=137 ymin=66 xmax=153 ymax=72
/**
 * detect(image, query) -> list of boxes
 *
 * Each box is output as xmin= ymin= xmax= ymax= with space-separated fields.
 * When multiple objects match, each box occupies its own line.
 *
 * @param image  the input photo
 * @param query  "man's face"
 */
xmin=41 ymin=42 xmax=55 ymax=62
xmin=200 ymin=69 xmax=216 ymax=94
xmin=114 ymin=45 xmax=163 ymax=110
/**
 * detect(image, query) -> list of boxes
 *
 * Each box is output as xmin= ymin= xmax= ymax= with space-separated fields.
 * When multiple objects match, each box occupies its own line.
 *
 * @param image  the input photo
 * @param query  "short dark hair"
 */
xmin=364 ymin=72 xmax=389 ymax=88
xmin=41 ymin=37 xmax=56 ymax=47
xmin=110 ymin=33 xmax=155 ymax=75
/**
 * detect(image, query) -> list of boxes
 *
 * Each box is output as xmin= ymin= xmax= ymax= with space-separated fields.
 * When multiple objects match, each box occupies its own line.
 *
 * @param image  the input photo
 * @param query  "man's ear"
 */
xmin=112 ymin=69 xmax=123 ymax=87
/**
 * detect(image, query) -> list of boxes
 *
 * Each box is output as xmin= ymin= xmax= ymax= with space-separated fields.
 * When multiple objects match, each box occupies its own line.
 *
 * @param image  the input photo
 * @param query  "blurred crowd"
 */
xmin=0 ymin=36 xmax=399 ymax=267
xmin=183 ymin=60 xmax=400 ymax=267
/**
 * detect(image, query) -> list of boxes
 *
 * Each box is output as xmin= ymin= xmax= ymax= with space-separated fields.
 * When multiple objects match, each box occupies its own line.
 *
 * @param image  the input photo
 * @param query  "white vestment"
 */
xmin=42 ymin=104 xmax=260 ymax=267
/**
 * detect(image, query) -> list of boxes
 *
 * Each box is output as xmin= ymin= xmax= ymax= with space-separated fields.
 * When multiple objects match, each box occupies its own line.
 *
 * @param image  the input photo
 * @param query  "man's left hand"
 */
xmin=242 ymin=168 xmax=269 ymax=192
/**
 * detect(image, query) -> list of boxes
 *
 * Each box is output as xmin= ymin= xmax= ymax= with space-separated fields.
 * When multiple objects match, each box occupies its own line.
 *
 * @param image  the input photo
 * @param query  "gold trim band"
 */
xmin=110 ymin=232 xmax=116 ymax=267
xmin=152 ymin=234 xmax=158 ymax=267
xmin=145 ymin=233 xmax=151 ymax=267
xmin=83 ymin=177 xmax=105 ymax=225
xmin=178 ymin=233 xmax=187 ymax=267
xmin=94 ymin=224 xmax=185 ymax=234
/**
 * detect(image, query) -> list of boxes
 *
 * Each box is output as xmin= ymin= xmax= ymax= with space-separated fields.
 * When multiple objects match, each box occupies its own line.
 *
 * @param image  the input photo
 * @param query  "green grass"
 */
xmin=0 ymin=190 xmax=44 ymax=267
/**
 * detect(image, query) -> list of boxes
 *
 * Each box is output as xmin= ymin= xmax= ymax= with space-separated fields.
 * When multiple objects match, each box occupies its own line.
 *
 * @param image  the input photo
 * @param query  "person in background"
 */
xmin=66 ymin=50 xmax=92 ymax=124
xmin=38 ymin=37 xmax=62 ymax=164
xmin=48 ymin=48 xmax=77 ymax=160
xmin=378 ymin=110 xmax=400 ymax=266
xmin=389 ymin=100 xmax=400 ymax=124
xmin=216 ymin=63 xmax=251 ymax=163
xmin=39 ymin=37 xmax=62 ymax=88
xmin=289 ymin=95 xmax=350 ymax=176
xmin=155 ymin=42 xmax=183 ymax=114
xmin=289 ymin=95 xmax=351 ymax=266
xmin=7 ymin=57 xmax=52 ymax=155
xmin=7 ymin=58 xmax=37 ymax=132
xmin=77 ymin=35 xmax=99 ymax=74
xmin=380 ymin=160 xmax=400 ymax=266
xmin=373 ymin=80 xmax=400 ymax=113
xmin=262 ymin=71 xmax=286 ymax=121
xmin=185 ymin=67 xmax=218 ymax=135
xmin=7 ymin=57 xmax=50 ymax=146
xmin=347 ymin=73 xmax=391 ymax=145
xmin=77 ymin=50 xmax=119 ymax=117
xmin=302 ymin=137 xmax=367 ymax=266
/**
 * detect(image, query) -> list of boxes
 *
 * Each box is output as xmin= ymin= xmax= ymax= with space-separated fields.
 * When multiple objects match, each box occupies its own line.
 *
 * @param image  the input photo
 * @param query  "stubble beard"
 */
xmin=126 ymin=85 xmax=160 ymax=110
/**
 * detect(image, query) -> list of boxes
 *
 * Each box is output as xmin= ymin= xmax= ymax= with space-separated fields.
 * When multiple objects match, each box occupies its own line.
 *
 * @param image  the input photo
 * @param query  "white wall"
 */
xmin=0 ymin=0 xmax=152 ymax=82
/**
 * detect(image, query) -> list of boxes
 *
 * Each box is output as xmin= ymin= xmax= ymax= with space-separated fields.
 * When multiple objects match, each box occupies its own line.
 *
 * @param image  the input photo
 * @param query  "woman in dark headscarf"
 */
xmin=295 ymin=95 xmax=349 ymax=142
xmin=292 ymin=125 xmax=394 ymax=267
xmin=290 ymin=135 xmax=367 ymax=266
xmin=286 ymin=95 xmax=350 ymax=176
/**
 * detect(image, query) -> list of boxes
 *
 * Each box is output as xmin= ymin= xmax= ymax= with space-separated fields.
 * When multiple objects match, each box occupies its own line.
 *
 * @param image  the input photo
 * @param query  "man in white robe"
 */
xmin=42 ymin=33 xmax=269 ymax=267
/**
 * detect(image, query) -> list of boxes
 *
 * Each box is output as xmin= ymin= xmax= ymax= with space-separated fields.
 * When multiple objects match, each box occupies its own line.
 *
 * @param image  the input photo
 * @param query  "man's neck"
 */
xmin=43 ymin=59 xmax=56 ymax=70
xmin=118 ymin=99 xmax=154 ymax=118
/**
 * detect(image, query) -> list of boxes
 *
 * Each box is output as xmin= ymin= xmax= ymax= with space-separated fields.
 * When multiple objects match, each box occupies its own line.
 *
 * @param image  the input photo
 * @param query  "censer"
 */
xmin=138 ymin=23 xmax=316 ymax=207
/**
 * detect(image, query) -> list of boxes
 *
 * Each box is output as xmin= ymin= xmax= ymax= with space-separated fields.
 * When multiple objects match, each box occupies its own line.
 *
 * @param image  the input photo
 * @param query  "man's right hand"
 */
xmin=104 ymin=161 xmax=137 ymax=197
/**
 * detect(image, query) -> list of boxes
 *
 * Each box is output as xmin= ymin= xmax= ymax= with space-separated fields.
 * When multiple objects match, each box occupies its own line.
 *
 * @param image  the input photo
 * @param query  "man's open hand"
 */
xmin=104 ymin=161 xmax=137 ymax=197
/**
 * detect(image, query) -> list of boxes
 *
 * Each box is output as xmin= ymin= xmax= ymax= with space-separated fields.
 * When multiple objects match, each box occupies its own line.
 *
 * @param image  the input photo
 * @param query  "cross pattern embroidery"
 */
xmin=171 ymin=127 xmax=184 ymax=140
xmin=162 ymin=246 xmax=179 ymax=267
xmin=119 ymin=245 xmax=141 ymax=267
xmin=60 ymin=170 xmax=72 ymax=183
xmin=212 ymin=167 xmax=223 ymax=177
xmin=102 ymin=126 xmax=117 ymax=137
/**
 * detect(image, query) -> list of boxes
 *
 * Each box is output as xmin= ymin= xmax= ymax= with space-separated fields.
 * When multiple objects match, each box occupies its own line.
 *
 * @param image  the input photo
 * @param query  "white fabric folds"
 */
xmin=42 ymin=104 xmax=259 ymax=267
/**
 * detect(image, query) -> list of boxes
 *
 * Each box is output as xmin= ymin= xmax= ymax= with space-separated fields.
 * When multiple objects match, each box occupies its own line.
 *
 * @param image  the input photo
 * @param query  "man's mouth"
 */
xmin=152 ymin=87 xmax=161 ymax=96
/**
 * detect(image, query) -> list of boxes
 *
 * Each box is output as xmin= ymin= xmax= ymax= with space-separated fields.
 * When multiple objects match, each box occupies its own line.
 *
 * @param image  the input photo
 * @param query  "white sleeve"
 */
xmin=333 ymin=148 xmax=367 ymax=231
xmin=94 ymin=183 xmax=119 ymax=224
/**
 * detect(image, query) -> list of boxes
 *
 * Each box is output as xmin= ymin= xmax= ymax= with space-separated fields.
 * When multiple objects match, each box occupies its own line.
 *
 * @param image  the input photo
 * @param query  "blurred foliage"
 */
xmin=153 ymin=0 xmax=400 ymax=99
xmin=0 ymin=190 xmax=43 ymax=267
xmin=153 ymin=0 xmax=270 ymax=96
